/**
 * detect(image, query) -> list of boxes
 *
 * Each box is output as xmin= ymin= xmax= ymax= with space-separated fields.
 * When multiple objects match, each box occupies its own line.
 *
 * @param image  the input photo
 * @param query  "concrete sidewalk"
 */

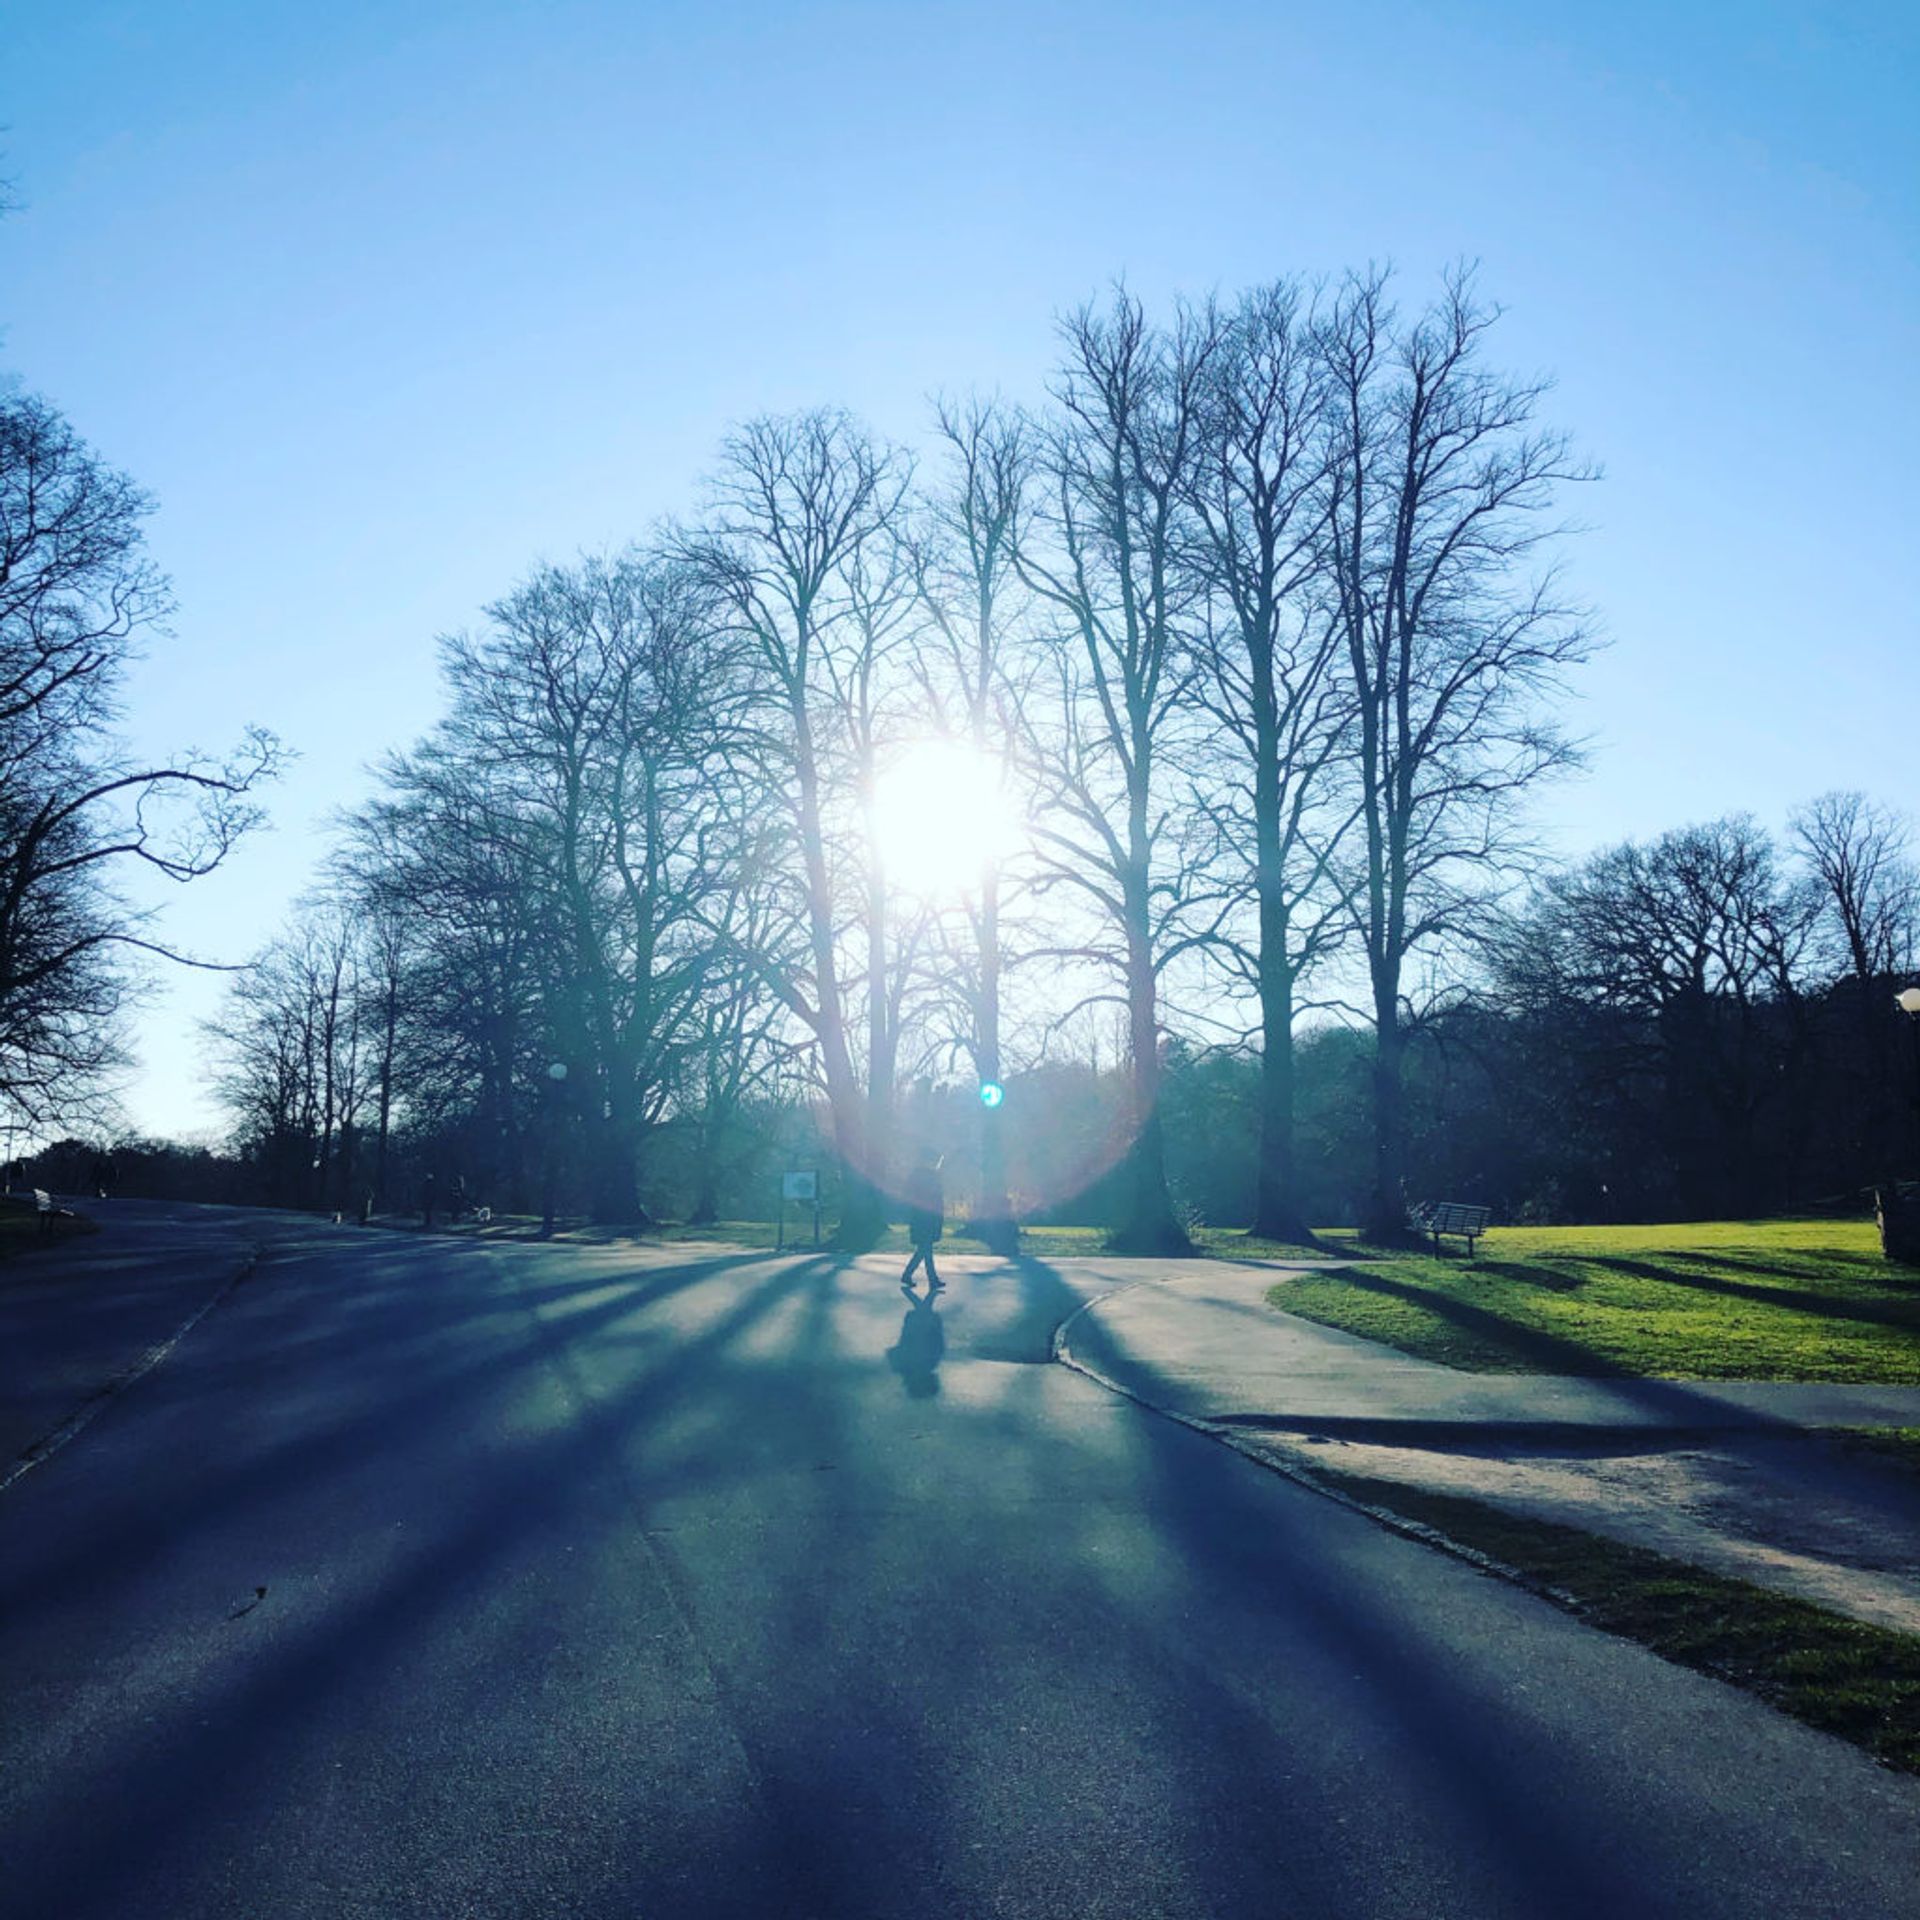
xmin=1053 ymin=1262 xmax=1920 ymax=1634
xmin=1056 ymin=1262 xmax=1920 ymax=1436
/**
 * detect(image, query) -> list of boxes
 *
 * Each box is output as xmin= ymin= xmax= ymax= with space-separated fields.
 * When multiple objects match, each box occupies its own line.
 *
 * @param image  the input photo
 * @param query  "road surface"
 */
xmin=2 ymin=1203 xmax=1916 ymax=1918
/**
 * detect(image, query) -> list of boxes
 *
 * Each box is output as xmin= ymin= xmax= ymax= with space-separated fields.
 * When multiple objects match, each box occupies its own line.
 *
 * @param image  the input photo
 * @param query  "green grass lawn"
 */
xmin=1268 ymin=1219 xmax=1920 ymax=1382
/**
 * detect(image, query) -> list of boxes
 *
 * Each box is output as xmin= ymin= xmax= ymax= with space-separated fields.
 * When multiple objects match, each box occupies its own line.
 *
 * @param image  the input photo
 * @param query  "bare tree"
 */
xmin=1792 ymin=792 xmax=1917 ymax=984
xmin=1323 ymin=270 xmax=1595 ymax=1239
xmin=1791 ymin=790 xmax=1919 ymax=1192
xmin=679 ymin=410 xmax=913 ymax=1246
xmin=343 ymin=739 xmax=556 ymax=1207
xmin=1501 ymin=816 xmax=1820 ymax=1215
xmin=914 ymin=395 xmax=1033 ymax=1253
xmin=0 ymin=391 xmax=279 ymax=1123
xmin=1017 ymin=293 xmax=1219 ymax=1251
xmin=210 ymin=909 xmax=367 ymax=1210
xmin=1184 ymin=281 xmax=1353 ymax=1244
xmin=438 ymin=551 xmax=733 ymax=1223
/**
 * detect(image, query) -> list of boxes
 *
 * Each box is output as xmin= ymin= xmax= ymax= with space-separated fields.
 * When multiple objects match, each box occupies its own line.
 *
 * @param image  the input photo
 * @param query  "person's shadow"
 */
xmin=888 ymin=1283 xmax=946 ymax=1399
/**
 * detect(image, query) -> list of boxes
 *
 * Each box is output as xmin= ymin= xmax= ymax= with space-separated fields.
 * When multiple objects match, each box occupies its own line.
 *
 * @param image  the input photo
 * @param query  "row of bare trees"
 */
xmin=211 ymin=268 xmax=1606 ymax=1245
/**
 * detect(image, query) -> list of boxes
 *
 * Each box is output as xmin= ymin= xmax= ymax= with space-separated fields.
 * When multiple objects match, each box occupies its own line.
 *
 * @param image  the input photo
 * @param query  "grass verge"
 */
xmin=1311 ymin=1464 xmax=1920 ymax=1774
xmin=1269 ymin=1219 xmax=1920 ymax=1382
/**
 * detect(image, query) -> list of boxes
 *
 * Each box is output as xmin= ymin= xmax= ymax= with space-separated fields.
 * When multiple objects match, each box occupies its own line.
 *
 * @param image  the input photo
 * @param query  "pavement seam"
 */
xmin=0 ymin=1242 xmax=262 ymax=1496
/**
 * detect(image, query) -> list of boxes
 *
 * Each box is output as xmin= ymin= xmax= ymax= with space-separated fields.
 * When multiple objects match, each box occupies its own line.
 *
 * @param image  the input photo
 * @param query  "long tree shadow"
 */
xmin=1111 ymin=1390 xmax=1767 ymax=1915
xmin=1465 ymin=1258 xmax=1587 ymax=1292
xmin=1210 ymin=1264 xmax=1803 ymax=1433
xmin=5 ymin=1246 xmax=856 ymax=1917
xmin=1583 ymin=1254 xmax=1920 ymax=1331
xmin=12 ymin=1235 xmax=1884 ymax=1919
xmin=0 ymin=1241 xmax=807 ymax=1622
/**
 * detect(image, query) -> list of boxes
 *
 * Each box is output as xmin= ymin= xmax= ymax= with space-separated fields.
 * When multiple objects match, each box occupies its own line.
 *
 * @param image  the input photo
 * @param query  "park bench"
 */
xmin=33 ymin=1188 xmax=62 ymax=1238
xmin=1408 ymin=1200 xmax=1491 ymax=1256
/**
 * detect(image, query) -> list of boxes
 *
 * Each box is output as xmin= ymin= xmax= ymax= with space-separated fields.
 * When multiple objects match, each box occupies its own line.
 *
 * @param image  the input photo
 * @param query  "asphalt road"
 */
xmin=3 ymin=1203 xmax=1918 ymax=1919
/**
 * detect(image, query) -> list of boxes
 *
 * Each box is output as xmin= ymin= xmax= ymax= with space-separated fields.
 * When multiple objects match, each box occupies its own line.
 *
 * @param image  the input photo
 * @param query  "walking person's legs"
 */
xmin=902 ymin=1245 xmax=924 ymax=1286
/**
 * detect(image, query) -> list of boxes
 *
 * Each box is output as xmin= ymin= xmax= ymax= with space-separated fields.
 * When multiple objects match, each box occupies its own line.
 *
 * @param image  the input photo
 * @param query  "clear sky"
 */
xmin=3 ymin=0 xmax=1916 ymax=1140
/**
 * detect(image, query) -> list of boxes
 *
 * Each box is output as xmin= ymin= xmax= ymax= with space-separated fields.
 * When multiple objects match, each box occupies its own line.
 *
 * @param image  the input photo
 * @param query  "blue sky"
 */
xmin=4 ymin=0 xmax=1916 ymax=1138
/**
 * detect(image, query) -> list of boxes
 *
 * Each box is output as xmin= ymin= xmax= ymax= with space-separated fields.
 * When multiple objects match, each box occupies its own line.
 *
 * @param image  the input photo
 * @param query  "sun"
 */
xmin=869 ymin=742 xmax=1020 ymax=897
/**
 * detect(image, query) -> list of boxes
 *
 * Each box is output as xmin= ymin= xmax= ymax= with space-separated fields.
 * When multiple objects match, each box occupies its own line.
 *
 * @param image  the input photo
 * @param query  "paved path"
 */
xmin=1058 ymin=1261 xmax=1920 ymax=1434
xmin=1057 ymin=1261 xmax=1920 ymax=1633
xmin=2 ymin=1212 xmax=1918 ymax=1918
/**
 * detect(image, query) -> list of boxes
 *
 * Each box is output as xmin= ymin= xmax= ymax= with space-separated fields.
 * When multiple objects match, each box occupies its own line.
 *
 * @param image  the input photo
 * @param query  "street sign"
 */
xmin=782 ymin=1170 xmax=818 ymax=1201
xmin=979 ymin=1081 xmax=1005 ymax=1109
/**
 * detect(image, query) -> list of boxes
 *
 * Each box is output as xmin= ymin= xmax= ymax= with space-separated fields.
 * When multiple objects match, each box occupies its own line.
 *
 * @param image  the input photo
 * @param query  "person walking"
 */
xmin=900 ymin=1151 xmax=945 ymax=1292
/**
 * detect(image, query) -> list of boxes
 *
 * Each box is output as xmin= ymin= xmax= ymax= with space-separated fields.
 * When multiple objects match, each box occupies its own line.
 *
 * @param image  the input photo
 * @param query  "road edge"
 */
xmin=0 ymin=1242 xmax=262 ymax=1495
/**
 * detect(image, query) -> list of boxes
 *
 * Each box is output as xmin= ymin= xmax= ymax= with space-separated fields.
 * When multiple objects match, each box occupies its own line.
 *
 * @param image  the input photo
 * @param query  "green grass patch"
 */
xmin=1268 ymin=1219 xmax=1920 ymax=1382
xmin=1313 ymin=1466 xmax=1920 ymax=1774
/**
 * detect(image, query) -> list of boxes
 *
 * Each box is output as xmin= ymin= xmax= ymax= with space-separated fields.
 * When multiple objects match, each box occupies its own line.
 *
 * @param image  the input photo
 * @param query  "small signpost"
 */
xmin=777 ymin=1169 xmax=820 ymax=1251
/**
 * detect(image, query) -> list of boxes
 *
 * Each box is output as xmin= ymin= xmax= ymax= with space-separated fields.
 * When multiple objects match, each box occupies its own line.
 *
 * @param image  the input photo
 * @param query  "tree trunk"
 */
xmin=1365 ymin=1002 xmax=1411 ymax=1243
xmin=792 ymin=698 xmax=881 ymax=1252
xmin=1114 ymin=866 xmax=1187 ymax=1254
xmin=1251 ymin=782 xmax=1311 ymax=1242
xmin=590 ymin=1071 xmax=649 ymax=1226
xmin=974 ymin=863 xmax=1016 ymax=1255
xmin=691 ymin=1121 xmax=721 ymax=1221
xmin=1253 ymin=952 xmax=1310 ymax=1244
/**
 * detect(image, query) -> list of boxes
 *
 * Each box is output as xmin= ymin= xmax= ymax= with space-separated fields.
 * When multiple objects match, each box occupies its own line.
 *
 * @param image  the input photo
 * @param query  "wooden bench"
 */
xmin=1408 ymin=1200 xmax=1491 ymax=1256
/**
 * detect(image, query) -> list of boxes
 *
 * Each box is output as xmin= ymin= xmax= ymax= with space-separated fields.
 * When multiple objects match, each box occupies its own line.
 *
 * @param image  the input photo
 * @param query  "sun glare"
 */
xmin=870 ymin=742 xmax=1020 ymax=897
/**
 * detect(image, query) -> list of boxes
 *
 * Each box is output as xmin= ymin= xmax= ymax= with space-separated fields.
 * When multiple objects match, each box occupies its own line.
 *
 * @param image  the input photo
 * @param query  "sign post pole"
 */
xmin=779 ymin=1170 xmax=818 ymax=1254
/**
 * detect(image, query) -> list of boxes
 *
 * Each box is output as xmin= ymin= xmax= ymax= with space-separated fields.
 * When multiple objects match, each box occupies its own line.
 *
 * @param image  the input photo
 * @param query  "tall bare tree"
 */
xmin=914 ymin=395 xmax=1033 ymax=1253
xmin=680 ymin=411 xmax=913 ymax=1245
xmin=1017 ymin=293 xmax=1218 ymax=1251
xmin=1792 ymin=792 xmax=1917 ymax=985
xmin=0 ymin=391 xmax=279 ymax=1123
xmin=210 ymin=909 xmax=367 ymax=1210
xmin=1323 ymin=270 xmax=1595 ymax=1238
xmin=1184 ymin=281 xmax=1353 ymax=1244
xmin=1791 ymin=790 xmax=1919 ymax=1190
xmin=439 ymin=552 xmax=732 ymax=1222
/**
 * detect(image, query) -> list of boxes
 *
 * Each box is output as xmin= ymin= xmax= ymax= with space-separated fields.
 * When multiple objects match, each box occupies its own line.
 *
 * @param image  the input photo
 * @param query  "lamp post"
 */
xmin=540 ymin=1060 xmax=568 ymax=1240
